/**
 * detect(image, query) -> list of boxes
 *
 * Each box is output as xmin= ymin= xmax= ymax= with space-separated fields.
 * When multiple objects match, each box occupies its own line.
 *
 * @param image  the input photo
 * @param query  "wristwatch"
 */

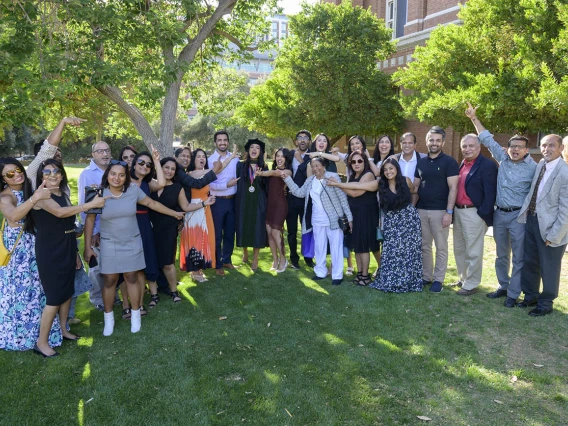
xmin=446 ymin=209 xmax=453 ymax=215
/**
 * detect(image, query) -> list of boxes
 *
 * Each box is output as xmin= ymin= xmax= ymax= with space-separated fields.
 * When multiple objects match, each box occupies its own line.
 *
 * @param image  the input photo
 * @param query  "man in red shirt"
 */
xmin=453 ymin=134 xmax=498 ymax=295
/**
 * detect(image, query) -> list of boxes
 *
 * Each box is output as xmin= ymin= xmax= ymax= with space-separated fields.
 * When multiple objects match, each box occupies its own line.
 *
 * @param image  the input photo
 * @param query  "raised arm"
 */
xmin=148 ymin=144 xmax=166 ymax=192
xmin=283 ymin=174 xmax=309 ymax=198
xmin=35 ymin=195 xmax=106 ymax=218
xmin=257 ymin=169 xmax=292 ymax=178
xmin=326 ymin=176 xmax=379 ymax=192
xmin=465 ymin=102 xmax=506 ymax=163
xmin=0 ymin=181 xmax=52 ymax=223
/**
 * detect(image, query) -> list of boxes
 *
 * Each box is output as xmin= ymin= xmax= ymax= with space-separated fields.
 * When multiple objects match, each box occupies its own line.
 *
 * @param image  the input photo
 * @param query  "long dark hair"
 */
xmin=373 ymin=135 xmax=395 ymax=164
xmin=161 ymin=157 xmax=178 ymax=182
xmin=271 ymin=147 xmax=292 ymax=171
xmin=378 ymin=158 xmax=410 ymax=211
xmin=244 ymin=144 xmax=266 ymax=170
xmin=119 ymin=145 xmax=138 ymax=163
xmin=308 ymin=133 xmax=331 ymax=154
xmin=346 ymin=151 xmax=371 ymax=181
xmin=130 ymin=152 xmax=154 ymax=183
xmin=347 ymin=135 xmax=367 ymax=157
xmin=189 ymin=148 xmax=210 ymax=172
xmin=35 ymin=159 xmax=69 ymax=194
xmin=0 ymin=158 xmax=35 ymax=233
xmin=101 ymin=161 xmax=131 ymax=192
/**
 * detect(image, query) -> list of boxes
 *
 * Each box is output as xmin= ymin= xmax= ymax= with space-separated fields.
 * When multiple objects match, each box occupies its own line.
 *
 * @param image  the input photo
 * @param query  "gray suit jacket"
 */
xmin=518 ymin=159 xmax=568 ymax=247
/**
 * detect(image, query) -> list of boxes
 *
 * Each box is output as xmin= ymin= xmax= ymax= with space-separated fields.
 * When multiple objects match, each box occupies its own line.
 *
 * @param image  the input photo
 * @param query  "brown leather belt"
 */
xmin=455 ymin=204 xmax=475 ymax=209
xmin=216 ymin=195 xmax=235 ymax=199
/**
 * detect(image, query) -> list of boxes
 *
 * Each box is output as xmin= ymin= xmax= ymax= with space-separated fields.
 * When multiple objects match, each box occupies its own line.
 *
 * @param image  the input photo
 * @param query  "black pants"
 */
xmin=520 ymin=214 xmax=566 ymax=309
xmin=286 ymin=202 xmax=312 ymax=264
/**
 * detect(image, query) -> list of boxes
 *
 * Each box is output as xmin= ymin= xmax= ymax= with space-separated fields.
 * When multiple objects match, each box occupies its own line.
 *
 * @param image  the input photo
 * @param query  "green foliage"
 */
xmin=394 ymin=0 xmax=568 ymax=133
xmin=235 ymin=0 xmax=403 ymax=139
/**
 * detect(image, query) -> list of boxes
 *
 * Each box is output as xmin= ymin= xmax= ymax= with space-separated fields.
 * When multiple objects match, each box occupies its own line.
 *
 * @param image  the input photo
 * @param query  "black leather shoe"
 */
xmin=290 ymin=262 xmax=300 ymax=270
xmin=312 ymin=275 xmax=325 ymax=281
xmin=516 ymin=299 xmax=537 ymax=308
xmin=487 ymin=289 xmax=507 ymax=299
xmin=528 ymin=307 xmax=553 ymax=317
xmin=305 ymin=259 xmax=315 ymax=268
xmin=503 ymin=297 xmax=517 ymax=308
xmin=331 ymin=279 xmax=343 ymax=286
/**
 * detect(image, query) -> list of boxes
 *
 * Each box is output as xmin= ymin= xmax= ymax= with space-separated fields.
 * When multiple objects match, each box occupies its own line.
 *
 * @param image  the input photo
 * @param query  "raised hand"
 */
xmin=465 ymin=102 xmax=478 ymax=120
xmin=62 ymin=116 xmax=86 ymax=127
xmin=150 ymin=144 xmax=160 ymax=162
xmin=212 ymin=159 xmax=223 ymax=174
xmin=205 ymin=195 xmax=216 ymax=206
xmin=33 ymin=181 xmax=53 ymax=201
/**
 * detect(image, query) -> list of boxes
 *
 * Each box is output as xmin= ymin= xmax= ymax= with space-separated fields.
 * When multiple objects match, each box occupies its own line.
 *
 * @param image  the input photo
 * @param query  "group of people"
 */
xmin=1 ymin=105 xmax=568 ymax=357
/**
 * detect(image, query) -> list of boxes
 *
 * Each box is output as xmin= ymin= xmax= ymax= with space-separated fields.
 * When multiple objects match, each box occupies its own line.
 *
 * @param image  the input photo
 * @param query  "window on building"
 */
xmin=385 ymin=0 xmax=407 ymax=39
xmin=272 ymin=21 xmax=279 ymax=42
xmin=280 ymin=22 xmax=288 ymax=41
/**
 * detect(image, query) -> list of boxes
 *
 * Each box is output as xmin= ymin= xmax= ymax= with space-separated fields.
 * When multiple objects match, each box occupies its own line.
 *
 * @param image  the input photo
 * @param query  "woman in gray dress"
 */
xmin=83 ymin=161 xmax=184 ymax=337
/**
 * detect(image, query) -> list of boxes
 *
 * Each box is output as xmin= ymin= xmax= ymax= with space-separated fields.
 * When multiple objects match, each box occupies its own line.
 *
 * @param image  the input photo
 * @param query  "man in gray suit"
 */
xmin=516 ymin=135 xmax=568 ymax=316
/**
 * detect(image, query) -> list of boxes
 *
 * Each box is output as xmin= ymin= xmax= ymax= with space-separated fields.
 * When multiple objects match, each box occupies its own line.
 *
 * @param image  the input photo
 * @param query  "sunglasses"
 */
xmin=110 ymin=160 xmax=127 ymax=167
xmin=42 ymin=168 xmax=62 ymax=176
xmin=350 ymin=159 xmax=364 ymax=164
xmin=122 ymin=154 xmax=136 ymax=160
xmin=136 ymin=160 xmax=153 ymax=168
xmin=2 ymin=167 xmax=24 ymax=179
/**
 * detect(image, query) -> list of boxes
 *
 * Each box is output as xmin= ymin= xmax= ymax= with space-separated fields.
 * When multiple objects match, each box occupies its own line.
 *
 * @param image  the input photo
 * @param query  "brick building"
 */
xmin=323 ymin=0 xmax=542 ymax=163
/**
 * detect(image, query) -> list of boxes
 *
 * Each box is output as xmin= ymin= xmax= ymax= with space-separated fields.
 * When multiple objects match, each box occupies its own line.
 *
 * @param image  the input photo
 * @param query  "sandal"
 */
xmin=346 ymin=267 xmax=354 ymax=276
xmin=122 ymin=308 xmax=131 ymax=320
xmin=148 ymin=293 xmax=160 ymax=308
xmin=356 ymin=275 xmax=371 ymax=287
xmin=171 ymin=291 xmax=182 ymax=303
xmin=353 ymin=272 xmax=363 ymax=285
xmin=140 ymin=305 xmax=147 ymax=316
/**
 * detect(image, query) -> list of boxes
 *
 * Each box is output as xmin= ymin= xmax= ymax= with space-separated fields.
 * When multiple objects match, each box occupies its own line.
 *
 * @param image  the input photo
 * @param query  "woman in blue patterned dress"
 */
xmin=328 ymin=158 xmax=422 ymax=293
xmin=0 ymin=158 xmax=62 ymax=353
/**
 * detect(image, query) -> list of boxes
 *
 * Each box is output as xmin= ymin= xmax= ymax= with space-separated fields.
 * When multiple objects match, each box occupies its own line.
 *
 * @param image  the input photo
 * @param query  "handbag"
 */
xmin=376 ymin=209 xmax=384 ymax=242
xmin=301 ymin=230 xmax=315 ymax=258
xmin=320 ymin=182 xmax=350 ymax=234
xmin=84 ymin=185 xmax=103 ymax=214
xmin=74 ymin=266 xmax=93 ymax=297
xmin=0 ymin=218 xmax=24 ymax=267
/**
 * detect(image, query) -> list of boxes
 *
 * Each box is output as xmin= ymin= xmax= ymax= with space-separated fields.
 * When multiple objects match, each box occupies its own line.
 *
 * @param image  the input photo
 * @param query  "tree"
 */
xmin=393 ymin=0 xmax=568 ymax=133
xmin=234 ymin=0 xmax=403 ymax=140
xmin=1 ymin=0 xmax=278 ymax=156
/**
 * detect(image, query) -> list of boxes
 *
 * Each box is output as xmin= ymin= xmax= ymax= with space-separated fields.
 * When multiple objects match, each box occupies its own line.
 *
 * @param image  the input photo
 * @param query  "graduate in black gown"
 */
xmin=235 ymin=139 xmax=268 ymax=271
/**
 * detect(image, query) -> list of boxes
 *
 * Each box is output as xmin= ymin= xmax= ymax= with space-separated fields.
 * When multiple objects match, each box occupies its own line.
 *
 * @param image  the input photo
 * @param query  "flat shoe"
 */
xmin=457 ymin=288 xmax=478 ymax=296
xmin=528 ymin=307 xmax=553 ymax=317
xmin=487 ymin=289 xmax=507 ymax=299
xmin=62 ymin=334 xmax=82 ymax=341
xmin=33 ymin=345 xmax=60 ymax=358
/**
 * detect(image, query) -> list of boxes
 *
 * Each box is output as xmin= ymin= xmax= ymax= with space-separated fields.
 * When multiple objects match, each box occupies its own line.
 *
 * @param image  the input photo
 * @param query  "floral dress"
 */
xmin=0 ymin=190 xmax=62 ymax=351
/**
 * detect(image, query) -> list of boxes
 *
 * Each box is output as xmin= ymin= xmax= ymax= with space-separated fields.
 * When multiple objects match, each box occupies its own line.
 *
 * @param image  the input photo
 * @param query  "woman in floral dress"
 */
xmin=0 ymin=158 xmax=62 ymax=353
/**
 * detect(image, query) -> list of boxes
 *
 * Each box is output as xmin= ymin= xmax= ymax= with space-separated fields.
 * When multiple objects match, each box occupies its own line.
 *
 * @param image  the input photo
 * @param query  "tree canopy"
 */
xmin=394 ymin=0 xmax=568 ymax=134
xmin=0 ymin=0 xmax=278 ymax=156
xmin=234 ymin=0 xmax=403 ymax=140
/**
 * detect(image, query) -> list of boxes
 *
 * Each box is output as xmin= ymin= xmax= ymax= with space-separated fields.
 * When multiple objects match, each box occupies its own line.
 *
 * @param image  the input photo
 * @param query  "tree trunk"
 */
xmin=158 ymin=79 xmax=182 ymax=158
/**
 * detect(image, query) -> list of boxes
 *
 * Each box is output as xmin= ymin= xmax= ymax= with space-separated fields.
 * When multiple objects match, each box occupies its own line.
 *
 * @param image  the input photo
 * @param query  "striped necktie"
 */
xmin=528 ymin=163 xmax=546 ymax=215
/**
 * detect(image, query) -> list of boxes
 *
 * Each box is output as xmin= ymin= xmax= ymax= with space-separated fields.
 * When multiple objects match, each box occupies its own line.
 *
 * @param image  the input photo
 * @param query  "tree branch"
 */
xmin=181 ymin=7 xmax=213 ymax=33
xmin=213 ymin=29 xmax=257 ymax=51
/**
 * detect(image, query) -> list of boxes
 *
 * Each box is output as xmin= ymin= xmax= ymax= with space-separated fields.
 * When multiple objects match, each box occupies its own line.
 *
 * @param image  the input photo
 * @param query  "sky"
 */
xmin=279 ymin=0 xmax=318 ymax=15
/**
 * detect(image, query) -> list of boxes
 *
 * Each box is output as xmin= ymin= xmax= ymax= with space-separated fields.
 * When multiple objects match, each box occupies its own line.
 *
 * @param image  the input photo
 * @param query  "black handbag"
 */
xmin=84 ymin=185 xmax=103 ymax=214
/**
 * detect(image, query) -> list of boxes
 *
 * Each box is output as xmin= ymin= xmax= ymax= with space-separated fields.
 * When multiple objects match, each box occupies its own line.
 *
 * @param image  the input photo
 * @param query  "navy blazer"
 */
xmin=459 ymin=155 xmax=498 ymax=226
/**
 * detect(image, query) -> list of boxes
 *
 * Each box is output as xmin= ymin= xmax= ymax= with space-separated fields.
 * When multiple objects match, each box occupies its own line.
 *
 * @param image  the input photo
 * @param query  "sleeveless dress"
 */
xmin=370 ymin=188 xmax=423 ymax=293
xmin=136 ymin=181 xmax=159 ymax=281
xmin=179 ymin=185 xmax=215 ymax=272
xmin=347 ymin=170 xmax=380 ymax=254
xmin=0 ymin=190 xmax=62 ymax=351
xmin=149 ymin=183 xmax=183 ymax=268
xmin=32 ymin=193 xmax=75 ymax=305
xmin=265 ymin=175 xmax=288 ymax=230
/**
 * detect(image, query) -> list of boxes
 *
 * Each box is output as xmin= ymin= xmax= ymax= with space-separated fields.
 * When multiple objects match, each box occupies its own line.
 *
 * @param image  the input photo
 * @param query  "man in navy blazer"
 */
xmin=453 ymin=134 xmax=498 ymax=295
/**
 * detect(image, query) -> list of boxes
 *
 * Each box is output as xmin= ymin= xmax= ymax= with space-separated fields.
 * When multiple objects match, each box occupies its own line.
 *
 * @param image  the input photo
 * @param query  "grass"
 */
xmin=1 ymin=166 xmax=567 ymax=425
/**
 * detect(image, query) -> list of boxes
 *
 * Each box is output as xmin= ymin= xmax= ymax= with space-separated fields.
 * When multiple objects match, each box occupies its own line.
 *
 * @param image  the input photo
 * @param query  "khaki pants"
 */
xmin=418 ymin=209 xmax=450 ymax=283
xmin=453 ymin=207 xmax=487 ymax=290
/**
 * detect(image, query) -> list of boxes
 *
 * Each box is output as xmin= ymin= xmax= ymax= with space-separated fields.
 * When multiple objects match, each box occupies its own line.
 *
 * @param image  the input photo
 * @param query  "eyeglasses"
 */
xmin=2 ymin=167 xmax=23 ymax=179
xmin=136 ymin=160 xmax=153 ymax=168
xmin=350 ymin=159 xmax=364 ymax=164
xmin=93 ymin=148 xmax=111 ymax=154
xmin=41 ymin=168 xmax=62 ymax=176
xmin=110 ymin=160 xmax=127 ymax=166
xmin=509 ymin=144 xmax=527 ymax=150
xmin=122 ymin=154 xmax=136 ymax=160
xmin=296 ymin=137 xmax=310 ymax=141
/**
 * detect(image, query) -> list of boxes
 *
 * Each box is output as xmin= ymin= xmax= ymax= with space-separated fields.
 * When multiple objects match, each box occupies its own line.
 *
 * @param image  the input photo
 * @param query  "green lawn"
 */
xmin=1 ymin=166 xmax=567 ymax=425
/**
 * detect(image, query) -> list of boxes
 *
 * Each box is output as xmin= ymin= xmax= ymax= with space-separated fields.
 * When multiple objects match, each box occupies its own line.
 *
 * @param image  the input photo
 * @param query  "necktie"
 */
xmin=528 ymin=163 xmax=546 ymax=215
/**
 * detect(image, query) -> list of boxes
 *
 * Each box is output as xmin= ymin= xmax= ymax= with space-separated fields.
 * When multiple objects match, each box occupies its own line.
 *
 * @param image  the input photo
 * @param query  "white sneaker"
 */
xmin=103 ymin=312 xmax=115 ymax=336
xmin=131 ymin=309 xmax=141 ymax=333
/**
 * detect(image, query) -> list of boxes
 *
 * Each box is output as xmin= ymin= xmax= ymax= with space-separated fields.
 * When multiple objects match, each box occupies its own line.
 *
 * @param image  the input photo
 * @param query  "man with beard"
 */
xmin=414 ymin=126 xmax=459 ymax=293
xmin=466 ymin=103 xmax=537 ymax=307
xmin=207 ymin=131 xmax=240 ymax=276
xmin=286 ymin=130 xmax=315 ymax=269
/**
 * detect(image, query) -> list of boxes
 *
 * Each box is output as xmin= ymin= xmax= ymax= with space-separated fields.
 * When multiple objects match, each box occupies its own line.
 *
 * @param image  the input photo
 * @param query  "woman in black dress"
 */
xmin=32 ymin=159 xmax=105 ymax=356
xmin=342 ymin=152 xmax=380 ymax=286
xmin=149 ymin=158 xmax=215 ymax=303
xmin=235 ymin=139 xmax=268 ymax=271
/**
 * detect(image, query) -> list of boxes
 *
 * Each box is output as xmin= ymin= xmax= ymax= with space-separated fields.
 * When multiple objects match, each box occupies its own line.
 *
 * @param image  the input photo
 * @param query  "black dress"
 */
xmin=149 ymin=183 xmax=183 ymax=267
xmin=235 ymin=162 xmax=268 ymax=248
xmin=347 ymin=170 xmax=380 ymax=253
xmin=32 ymin=193 xmax=75 ymax=306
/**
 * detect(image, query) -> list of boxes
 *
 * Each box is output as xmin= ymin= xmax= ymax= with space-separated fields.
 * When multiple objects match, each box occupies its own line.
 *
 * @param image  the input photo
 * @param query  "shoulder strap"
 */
xmin=2 ymin=218 xmax=24 ymax=255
